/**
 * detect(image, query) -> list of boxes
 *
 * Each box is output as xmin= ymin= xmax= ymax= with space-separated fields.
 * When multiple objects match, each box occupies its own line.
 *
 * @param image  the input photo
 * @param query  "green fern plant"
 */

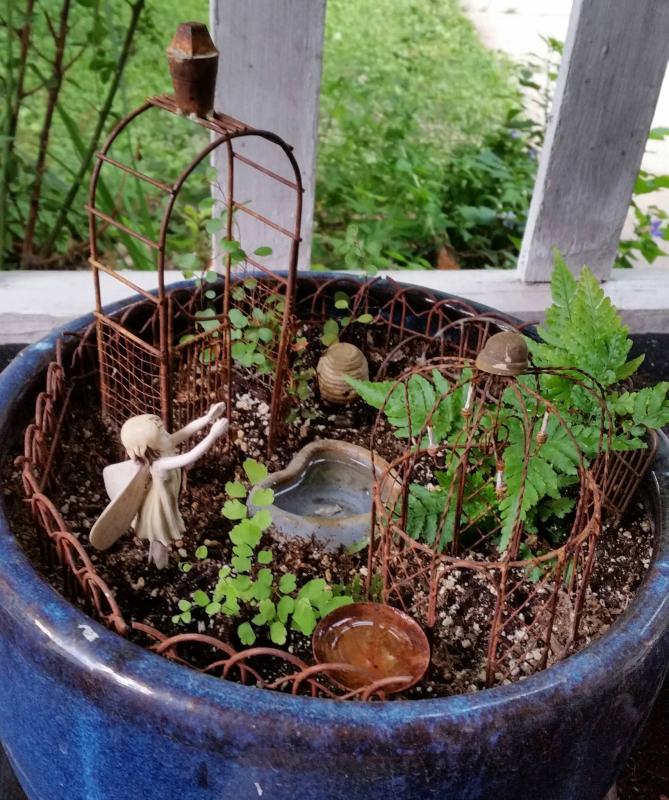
xmin=348 ymin=254 xmax=669 ymax=555
xmin=346 ymin=369 xmax=471 ymax=448
xmin=530 ymin=253 xmax=669 ymax=452
xmin=495 ymin=412 xmax=581 ymax=550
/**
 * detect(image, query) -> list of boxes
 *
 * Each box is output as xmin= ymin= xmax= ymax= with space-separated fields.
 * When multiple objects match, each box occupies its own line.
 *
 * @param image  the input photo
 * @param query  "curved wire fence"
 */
xmin=12 ymin=279 xmax=656 ymax=699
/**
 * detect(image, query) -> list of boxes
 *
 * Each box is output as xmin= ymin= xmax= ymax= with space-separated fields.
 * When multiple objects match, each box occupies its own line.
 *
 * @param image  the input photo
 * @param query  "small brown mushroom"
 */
xmin=475 ymin=331 xmax=528 ymax=376
xmin=317 ymin=342 xmax=369 ymax=404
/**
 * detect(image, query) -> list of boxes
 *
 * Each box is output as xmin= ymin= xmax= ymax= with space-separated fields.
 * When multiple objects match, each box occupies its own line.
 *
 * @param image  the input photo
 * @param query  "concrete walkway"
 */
xmin=462 ymin=0 xmax=669 ymax=267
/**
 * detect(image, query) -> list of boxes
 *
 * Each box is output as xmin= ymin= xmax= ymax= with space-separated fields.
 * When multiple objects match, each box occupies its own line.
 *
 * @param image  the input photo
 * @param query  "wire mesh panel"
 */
xmin=593 ymin=432 xmax=658 ymax=520
xmin=88 ymin=94 xmax=303 ymax=451
xmin=97 ymin=317 xmax=163 ymax=428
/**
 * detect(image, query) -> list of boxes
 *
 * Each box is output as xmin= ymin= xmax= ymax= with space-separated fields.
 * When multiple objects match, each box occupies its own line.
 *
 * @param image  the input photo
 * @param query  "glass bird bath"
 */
xmin=312 ymin=602 xmax=430 ymax=693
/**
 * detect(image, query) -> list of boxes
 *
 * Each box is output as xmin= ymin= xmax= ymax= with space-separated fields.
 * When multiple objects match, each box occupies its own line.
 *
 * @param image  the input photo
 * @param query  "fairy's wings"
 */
xmin=89 ymin=461 xmax=151 ymax=551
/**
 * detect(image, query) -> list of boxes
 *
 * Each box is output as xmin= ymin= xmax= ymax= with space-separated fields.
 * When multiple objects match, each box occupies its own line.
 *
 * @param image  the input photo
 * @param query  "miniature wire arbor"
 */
xmin=87 ymin=94 xmax=303 ymax=450
xmin=367 ymin=339 xmax=612 ymax=685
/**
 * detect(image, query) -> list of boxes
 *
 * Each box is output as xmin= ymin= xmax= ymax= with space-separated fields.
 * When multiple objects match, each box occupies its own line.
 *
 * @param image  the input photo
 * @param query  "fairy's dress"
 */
xmin=132 ymin=460 xmax=185 ymax=548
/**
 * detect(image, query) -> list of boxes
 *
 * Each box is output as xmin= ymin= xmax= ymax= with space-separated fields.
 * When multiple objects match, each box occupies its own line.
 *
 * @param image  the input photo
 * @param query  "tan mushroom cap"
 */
xmin=475 ymin=331 xmax=529 ymax=376
xmin=317 ymin=342 xmax=369 ymax=404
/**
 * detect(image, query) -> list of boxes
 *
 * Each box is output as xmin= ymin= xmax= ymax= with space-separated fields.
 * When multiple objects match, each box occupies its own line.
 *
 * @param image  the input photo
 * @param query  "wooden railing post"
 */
xmin=210 ymin=0 xmax=326 ymax=271
xmin=518 ymin=0 xmax=669 ymax=282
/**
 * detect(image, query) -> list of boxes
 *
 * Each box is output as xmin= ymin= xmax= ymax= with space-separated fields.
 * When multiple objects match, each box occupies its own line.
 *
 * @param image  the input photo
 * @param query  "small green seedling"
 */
xmin=172 ymin=457 xmax=354 ymax=645
xmin=321 ymin=291 xmax=375 ymax=346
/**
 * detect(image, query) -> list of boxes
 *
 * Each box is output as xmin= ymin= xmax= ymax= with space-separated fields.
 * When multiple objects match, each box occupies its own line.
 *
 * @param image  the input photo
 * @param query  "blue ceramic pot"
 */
xmin=0 ymin=280 xmax=667 ymax=800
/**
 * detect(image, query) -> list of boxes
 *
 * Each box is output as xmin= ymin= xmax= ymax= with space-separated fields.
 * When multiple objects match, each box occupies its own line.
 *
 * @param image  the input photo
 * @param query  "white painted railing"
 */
xmin=1 ymin=268 xmax=667 ymax=344
xmin=208 ymin=0 xmax=669 ymax=282
xmin=2 ymin=1 xmax=669 ymax=344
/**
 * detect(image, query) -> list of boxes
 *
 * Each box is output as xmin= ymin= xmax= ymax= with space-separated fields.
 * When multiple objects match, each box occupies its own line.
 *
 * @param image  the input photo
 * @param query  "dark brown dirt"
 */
xmin=1 ymin=362 xmax=655 ymax=701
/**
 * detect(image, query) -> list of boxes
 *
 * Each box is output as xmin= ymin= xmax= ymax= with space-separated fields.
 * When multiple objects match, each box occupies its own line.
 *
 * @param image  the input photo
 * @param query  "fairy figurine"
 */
xmin=90 ymin=402 xmax=228 ymax=568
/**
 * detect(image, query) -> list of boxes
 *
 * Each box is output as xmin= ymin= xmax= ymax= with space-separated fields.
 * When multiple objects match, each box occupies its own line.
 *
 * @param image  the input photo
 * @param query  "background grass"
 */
xmin=322 ymin=0 xmax=515 ymax=158
xmin=316 ymin=0 xmax=523 ymax=270
xmin=4 ymin=0 xmax=526 ymax=270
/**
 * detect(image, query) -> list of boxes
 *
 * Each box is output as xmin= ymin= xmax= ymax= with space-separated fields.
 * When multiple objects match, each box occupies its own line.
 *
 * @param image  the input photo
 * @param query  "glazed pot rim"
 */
xmin=0 ymin=274 xmax=667 ymax=733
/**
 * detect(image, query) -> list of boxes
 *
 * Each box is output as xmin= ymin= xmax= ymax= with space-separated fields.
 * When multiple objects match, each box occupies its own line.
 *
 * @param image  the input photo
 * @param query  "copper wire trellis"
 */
xmin=17 ymin=331 xmax=128 ymax=636
xmin=13 ymin=279 xmax=658 ymax=699
xmin=366 ymin=356 xmax=617 ymax=684
xmin=88 ymin=94 xmax=303 ymax=452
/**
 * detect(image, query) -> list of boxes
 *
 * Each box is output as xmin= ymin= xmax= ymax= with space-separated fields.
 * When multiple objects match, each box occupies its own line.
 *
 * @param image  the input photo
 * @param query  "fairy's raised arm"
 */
xmin=154 ymin=417 xmax=228 ymax=476
xmin=169 ymin=401 xmax=226 ymax=447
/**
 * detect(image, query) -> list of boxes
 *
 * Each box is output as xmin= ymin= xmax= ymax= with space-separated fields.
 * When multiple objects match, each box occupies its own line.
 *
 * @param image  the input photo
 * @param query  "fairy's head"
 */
xmin=121 ymin=414 xmax=172 ymax=461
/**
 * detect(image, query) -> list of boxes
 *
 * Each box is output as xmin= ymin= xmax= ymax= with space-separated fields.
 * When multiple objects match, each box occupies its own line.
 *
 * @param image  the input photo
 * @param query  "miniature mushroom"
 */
xmin=317 ymin=342 xmax=369 ymax=404
xmin=475 ymin=331 xmax=529 ymax=376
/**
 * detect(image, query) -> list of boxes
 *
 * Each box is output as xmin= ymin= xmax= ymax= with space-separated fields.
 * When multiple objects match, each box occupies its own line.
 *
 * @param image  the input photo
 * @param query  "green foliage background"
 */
xmin=2 ymin=0 xmax=526 ymax=270
xmin=315 ymin=0 xmax=520 ymax=270
xmin=3 ymin=0 xmax=664 ymax=271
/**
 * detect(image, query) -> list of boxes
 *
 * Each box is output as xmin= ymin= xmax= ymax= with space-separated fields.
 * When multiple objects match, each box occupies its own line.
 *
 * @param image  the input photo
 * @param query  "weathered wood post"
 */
xmin=518 ymin=0 xmax=669 ymax=282
xmin=209 ymin=0 xmax=327 ymax=271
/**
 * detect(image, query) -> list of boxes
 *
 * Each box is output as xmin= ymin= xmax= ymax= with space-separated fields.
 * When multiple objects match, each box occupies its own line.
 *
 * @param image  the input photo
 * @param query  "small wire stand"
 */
xmin=368 ymin=347 xmax=613 ymax=686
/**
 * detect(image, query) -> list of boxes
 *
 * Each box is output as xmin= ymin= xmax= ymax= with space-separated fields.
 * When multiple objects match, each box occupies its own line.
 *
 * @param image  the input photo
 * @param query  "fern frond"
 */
xmin=406 ymin=484 xmax=454 ymax=547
